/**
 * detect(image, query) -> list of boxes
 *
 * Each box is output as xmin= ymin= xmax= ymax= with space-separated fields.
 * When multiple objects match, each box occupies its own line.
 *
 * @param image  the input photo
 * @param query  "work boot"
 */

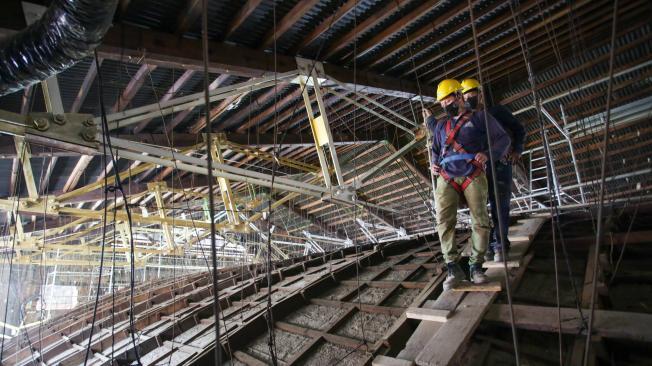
xmin=493 ymin=247 xmax=509 ymax=262
xmin=470 ymin=264 xmax=488 ymax=285
xmin=485 ymin=244 xmax=495 ymax=262
xmin=443 ymin=262 xmax=466 ymax=291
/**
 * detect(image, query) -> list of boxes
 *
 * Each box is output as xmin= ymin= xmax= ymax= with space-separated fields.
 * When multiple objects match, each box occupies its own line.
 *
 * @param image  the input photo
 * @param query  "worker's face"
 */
xmin=463 ymin=90 xmax=478 ymax=101
xmin=463 ymin=90 xmax=480 ymax=110
xmin=439 ymin=94 xmax=458 ymax=109
xmin=439 ymin=94 xmax=461 ymax=117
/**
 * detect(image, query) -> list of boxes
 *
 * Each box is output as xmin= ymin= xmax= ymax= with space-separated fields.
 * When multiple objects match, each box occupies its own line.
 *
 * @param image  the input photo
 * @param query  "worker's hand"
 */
xmin=507 ymin=150 xmax=521 ymax=164
xmin=431 ymin=164 xmax=441 ymax=176
xmin=422 ymin=107 xmax=433 ymax=123
xmin=474 ymin=152 xmax=488 ymax=164
xmin=415 ymin=127 xmax=426 ymax=141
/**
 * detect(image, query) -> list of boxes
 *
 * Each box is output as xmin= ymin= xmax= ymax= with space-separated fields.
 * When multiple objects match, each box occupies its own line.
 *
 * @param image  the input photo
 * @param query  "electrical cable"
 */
xmin=468 ymin=1 xmax=521 ymax=364
xmin=82 ymin=78 xmax=112 ymax=364
xmin=583 ymin=2 xmax=619 ymax=363
xmin=92 ymin=49 xmax=143 ymax=365
xmin=200 ymin=1 xmax=222 ymax=364
xmin=0 ymin=138 xmax=27 ymax=359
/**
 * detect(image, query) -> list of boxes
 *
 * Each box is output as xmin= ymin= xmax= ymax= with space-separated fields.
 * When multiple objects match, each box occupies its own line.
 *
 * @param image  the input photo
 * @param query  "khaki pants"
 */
xmin=435 ymin=173 xmax=490 ymax=266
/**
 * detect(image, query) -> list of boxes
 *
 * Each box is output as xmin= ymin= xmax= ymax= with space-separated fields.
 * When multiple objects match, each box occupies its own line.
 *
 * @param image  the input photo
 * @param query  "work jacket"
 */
xmin=489 ymin=104 xmax=526 ymax=154
xmin=427 ymin=110 xmax=511 ymax=178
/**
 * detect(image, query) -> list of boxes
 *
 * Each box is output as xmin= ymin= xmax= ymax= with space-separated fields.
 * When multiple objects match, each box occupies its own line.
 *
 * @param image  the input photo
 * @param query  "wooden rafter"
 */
xmin=224 ymin=0 xmax=263 ymax=39
xmin=71 ymin=58 xmax=101 ymax=113
xmin=259 ymin=0 xmax=320 ymax=50
xmin=112 ymin=63 xmax=157 ymax=113
xmin=132 ymin=69 xmax=195 ymax=133
xmin=291 ymin=0 xmax=357 ymax=53
xmin=322 ymin=0 xmax=410 ymax=59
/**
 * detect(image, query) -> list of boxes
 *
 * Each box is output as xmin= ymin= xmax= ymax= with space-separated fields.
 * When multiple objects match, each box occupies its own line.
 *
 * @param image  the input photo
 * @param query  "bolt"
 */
xmin=81 ymin=128 xmax=96 ymax=142
xmin=33 ymin=118 xmax=49 ymax=131
xmin=83 ymin=119 xmax=95 ymax=127
xmin=53 ymin=114 xmax=66 ymax=125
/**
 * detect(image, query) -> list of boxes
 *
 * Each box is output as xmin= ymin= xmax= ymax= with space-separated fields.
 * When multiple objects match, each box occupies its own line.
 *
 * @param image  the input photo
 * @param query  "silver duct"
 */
xmin=0 ymin=0 xmax=119 ymax=96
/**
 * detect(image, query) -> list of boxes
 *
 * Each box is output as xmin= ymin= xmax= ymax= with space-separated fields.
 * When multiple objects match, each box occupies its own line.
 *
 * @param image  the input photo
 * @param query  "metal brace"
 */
xmin=0 ymin=109 xmax=98 ymax=154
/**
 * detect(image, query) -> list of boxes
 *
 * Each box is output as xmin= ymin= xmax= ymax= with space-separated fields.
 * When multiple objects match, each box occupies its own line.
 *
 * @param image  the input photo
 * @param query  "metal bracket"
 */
xmin=296 ymin=57 xmax=326 ymax=79
xmin=323 ymin=184 xmax=357 ymax=204
xmin=0 ymin=110 xmax=98 ymax=154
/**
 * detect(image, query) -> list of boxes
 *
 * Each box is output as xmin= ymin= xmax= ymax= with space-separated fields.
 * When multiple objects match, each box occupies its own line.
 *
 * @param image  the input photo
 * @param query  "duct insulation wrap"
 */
xmin=0 ymin=0 xmax=119 ymax=96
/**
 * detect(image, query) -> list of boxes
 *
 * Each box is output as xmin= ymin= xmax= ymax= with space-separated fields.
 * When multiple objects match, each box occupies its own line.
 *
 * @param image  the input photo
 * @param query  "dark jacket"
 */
xmin=489 ymin=104 xmax=525 ymax=154
xmin=427 ymin=110 xmax=511 ymax=178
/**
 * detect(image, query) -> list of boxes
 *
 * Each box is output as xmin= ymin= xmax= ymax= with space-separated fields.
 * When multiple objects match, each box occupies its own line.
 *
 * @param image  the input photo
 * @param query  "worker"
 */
xmin=461 ymin=78 xmax=526 ymax=262
xmin=424 ymin=79 xmax=511 ymax=290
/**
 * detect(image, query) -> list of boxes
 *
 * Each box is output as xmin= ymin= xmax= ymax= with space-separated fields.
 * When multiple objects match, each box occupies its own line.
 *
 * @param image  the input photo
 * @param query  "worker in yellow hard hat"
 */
xmin=460 ymin=78 xmax=526 ymax=263
xmin=423 ymin=78 xmax=511 ymax=290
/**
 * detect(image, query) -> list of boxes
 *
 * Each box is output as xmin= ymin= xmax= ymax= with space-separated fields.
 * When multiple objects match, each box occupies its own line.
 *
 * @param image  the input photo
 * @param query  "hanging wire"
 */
xmin=91 ymin=49 xmax=143 ymax=365
xmin=82 ymin=80 xmax=111 ymax=365
xmin=467 ymin=1 xmax=521 ymax=364
xmin=0 ymin=139 xmax=28 ymax=358
xmin=584 ymin=1 xmax=619 ymax=364
xmin=200 ymin=0 xmax=223 ymax=364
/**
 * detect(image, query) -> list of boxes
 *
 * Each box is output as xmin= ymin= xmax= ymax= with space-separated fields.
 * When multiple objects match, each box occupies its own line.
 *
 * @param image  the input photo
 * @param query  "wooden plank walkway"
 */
xmin=384 ymin=216 xmax=547 ymax=366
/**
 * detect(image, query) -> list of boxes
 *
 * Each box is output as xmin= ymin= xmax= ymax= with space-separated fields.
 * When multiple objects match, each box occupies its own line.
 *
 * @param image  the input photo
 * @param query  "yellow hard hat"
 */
xmin=436 ymin=79 xmax=462 ymax=101
xmin=461 ymin=78 xmax=481 ymax=94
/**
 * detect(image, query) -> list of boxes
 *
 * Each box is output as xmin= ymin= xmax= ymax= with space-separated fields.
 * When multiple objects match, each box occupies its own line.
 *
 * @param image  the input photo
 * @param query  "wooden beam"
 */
xmin=350 ymin=0 xmax=440 ymax=61
xmin=112 ymin=64 xmax=157 ymax=113
xmin=235 ymin=86 xmax=302 ymax=132
xmin=98 ymin=24 xmax=434 ymax=97
xmin=14 ymin=137 xmax=38 ymax=199
xmin=260 ymin=0 xmax=320 ymax=49
xmin=39 ymin=156 xmax=57 ymax=195
xmin=175 ymin=0 xmax=202 ymax=35
xmin=225 ymin=0 xmax=263 ymax=39
xmin=163 ymin=74 xmax=230 ymax=133
xmin=322 ymin=0 xmax=410 ymax=59
xmin=292 ymin=0 xmax=357 ymax=52
xmin=485 ymin=304 xmax=652 ymax=343
xmin=71 ymin=58 xmax=101 ymax=113
xmin=63 ymin=155 xmax=94 ymax=193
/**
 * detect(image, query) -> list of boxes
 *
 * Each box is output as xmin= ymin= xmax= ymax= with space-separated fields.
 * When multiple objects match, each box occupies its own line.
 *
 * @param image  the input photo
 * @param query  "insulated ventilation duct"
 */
xmin=0 ymin=0 xmax=119 ymax=96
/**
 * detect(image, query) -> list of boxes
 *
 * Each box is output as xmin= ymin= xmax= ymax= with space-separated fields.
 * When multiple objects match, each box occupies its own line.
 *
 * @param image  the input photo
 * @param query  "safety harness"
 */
xmin=438 ymin=112 xmax=485 ymax=194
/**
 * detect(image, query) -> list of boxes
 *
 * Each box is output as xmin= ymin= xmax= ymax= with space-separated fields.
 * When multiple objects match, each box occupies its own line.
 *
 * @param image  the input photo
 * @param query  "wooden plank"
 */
xmin=233 ymin=350 xmax=267 ymax=366
xmin=405 ymin=308 xmax=450 ymax=322
xmin=451 ymin=281 xmax=502 ymax=292
xmin=373 ymin=355 xmax=415 ymax=366
xmin=569 ymin=245 xmax=598 ymax=365
xmin=482 ymin=259 xmax=521 ymax=269
xmin=414 ymin=218 xmax=546 ymax=365
xmin=485 ymin=304 xmax=652 ymax=343
xmin=396 ymin=292 xmax=465 ymax=360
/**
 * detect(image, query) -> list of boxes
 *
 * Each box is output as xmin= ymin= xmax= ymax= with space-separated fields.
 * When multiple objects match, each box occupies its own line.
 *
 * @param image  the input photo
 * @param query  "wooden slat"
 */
xmin=405 ymin=308 xmax=450 ymax=322
xmin=451 ymin=281 xmax=502 ymax=292
xmin=373 ymin=355 xmax=415 ymax=366
xmin=485 ymin=304 xmax=652 ymax=343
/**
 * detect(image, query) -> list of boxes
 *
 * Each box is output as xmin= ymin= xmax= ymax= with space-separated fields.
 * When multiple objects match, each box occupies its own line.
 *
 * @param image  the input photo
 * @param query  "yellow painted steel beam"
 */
xmin=217 ymin=133 xmax=320 ymax=173
xmin=210 ymin=135 xmax=240 ymax=226
xmin=149 ymin=182 xmax=176 ymax=249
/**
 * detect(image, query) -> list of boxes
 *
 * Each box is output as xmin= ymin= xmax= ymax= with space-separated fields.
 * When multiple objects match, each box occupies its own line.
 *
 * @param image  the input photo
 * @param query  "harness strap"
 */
xmin=439 ymin=112 xmax=484 ymax=194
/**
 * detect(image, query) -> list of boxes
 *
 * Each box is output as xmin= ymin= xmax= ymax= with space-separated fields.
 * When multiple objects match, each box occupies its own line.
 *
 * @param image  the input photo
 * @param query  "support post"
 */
xmin=149 ymin=182 xmax=176 ymax=251
xmin=209 ymin=135 xmax=240 ymax=225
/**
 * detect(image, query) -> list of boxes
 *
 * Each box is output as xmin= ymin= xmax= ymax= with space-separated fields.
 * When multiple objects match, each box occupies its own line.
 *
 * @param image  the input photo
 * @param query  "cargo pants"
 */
xmin=435 ymin=173 xmax=490 ymax=266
